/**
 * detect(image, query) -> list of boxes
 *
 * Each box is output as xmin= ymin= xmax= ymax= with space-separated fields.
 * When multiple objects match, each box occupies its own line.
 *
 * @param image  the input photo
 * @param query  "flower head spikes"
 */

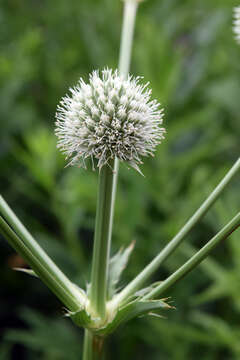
xmin=233 ymin=6 xmax=240 ymax=44
xmin=55 ymin=69 xmax=165 ymax=171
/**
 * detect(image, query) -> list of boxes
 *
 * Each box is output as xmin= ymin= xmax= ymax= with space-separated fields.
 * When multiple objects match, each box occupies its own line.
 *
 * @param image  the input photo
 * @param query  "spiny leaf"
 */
xmin=134 ymin=281 xmax=162 ymax=298
xmin=96 ymin=298 xmax=173 ymax=336
xmin=127 ymin=161 xmax=145 ymax=176
xmin=67 ymin=307 xmax=93 ymax=329
xmin=147 ymin=312 xmax=165 ymax=319
xmin=13 ymin=267 xmax=38 ymax=278
xmin=108 ymin=241 xmax=135 ymax=299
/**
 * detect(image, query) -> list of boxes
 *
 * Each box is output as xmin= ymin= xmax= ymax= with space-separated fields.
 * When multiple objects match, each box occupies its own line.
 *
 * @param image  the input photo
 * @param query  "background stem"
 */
xmin=118 ymin=0 xmax=138 ymax=77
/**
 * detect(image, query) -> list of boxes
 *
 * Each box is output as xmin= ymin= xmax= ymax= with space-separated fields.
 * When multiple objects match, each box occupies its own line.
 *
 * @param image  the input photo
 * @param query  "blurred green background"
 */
xmin=1 ymin=0 xmax=240 ymax=359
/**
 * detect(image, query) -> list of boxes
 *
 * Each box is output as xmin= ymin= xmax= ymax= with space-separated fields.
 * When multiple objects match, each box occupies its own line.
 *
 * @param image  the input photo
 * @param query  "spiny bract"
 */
xmin=233 ymin=6 xmax=240 ymax=44
xmin=55 ymin=69 xmax=165 ymax=171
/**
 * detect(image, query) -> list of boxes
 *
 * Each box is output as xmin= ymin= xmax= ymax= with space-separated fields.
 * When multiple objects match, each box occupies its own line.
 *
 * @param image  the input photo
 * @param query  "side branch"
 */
xmin=0 ymin=196 xmax=86 ymax=311
xmin=143 ymin=212 xmax=240 ymax=300
xmin=111 ymin=157 xmax=240 ymax=307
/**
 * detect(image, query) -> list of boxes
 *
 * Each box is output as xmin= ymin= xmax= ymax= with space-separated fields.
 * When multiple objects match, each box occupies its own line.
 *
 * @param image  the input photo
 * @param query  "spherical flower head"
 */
xmin=55 ymin=69 xmax=165 ymax=172
xmin=233 ymin=6 xmax=240 ymax=44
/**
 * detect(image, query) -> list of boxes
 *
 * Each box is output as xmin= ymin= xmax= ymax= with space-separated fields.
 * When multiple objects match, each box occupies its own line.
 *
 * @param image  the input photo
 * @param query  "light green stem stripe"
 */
xmin=143 ymin=212 xmax=240 ymax=300
xmin=112 ymin=157 xmax=240 ymax=307
xmin=90 ymin=160 xmax=116 ymax=318
xmin=0 ymin=214 xmax=83 ymax=311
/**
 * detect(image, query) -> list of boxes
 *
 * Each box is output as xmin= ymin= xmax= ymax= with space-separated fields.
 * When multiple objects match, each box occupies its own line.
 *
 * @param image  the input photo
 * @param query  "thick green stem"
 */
xmin=143 ymin=212 xmax=240 ymax=300
xmin=84 ymin=0 xmax=139 ymax=358
xmin=83 ymin=330 xmax=104 ymax=360
xmin=111 ymin=157 xmax=240 ymax=307
xmin=0 ymin=201 xmax=85 ymax=311
xmin=90 ymin=160 xmax=116 ymax=319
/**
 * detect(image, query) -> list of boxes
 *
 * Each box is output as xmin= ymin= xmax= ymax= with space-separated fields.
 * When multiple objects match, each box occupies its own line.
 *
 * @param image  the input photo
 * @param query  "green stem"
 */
xmin=143 ymin=212 xmax=240 ymax=300
xmin=118 ymin=0 xmax=139 ymax=77
xmin=83 ymin=330 xmax=93 ymax=360
xmin=90 ymin=160 xmax=116 ymax=319
xmin=84 ymin=0 xmax=139 ymax=357
xmin=111 ymin=0 xmax=139 ymax=216
xmin=111 ymin=157 xmax=240 ymax=307
xmin=89 ymin=0 xmax=139 ymax=320
xmin=110 ymin=0 xmax=139 ymax=228
xmin=83 ymin=330 xmax=104 ymax=360
xmin=0 ymin=205 xmax=85 ymax=311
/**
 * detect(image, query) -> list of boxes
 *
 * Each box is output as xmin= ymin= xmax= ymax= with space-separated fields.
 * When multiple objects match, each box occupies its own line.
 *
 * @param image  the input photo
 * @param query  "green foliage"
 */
xmin=4 ymin=309 xmax=81 ymax=360
xmin=1 ymin=0 xmax=240 ymax=359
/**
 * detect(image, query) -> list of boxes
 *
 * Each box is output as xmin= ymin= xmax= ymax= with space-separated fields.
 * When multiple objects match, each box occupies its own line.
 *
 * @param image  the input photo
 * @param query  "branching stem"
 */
xmin=0 ymin=196 xmax=86 ymax=311
xmin=111 ymin=157 xmax=240 ymax=308
xmin=143 ymin=212 xmax=240 ymax=300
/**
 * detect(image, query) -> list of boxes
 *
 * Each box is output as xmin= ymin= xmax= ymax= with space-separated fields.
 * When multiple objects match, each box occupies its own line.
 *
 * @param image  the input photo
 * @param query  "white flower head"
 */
xmin=55 ymin=69 xmax=165 ymax=171
xmin=233 ymin=6 xmax=240 ymax=44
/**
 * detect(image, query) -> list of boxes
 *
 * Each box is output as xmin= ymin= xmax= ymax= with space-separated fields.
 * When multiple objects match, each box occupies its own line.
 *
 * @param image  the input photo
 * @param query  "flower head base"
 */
xmin=233 ymin=6 xmax=240 ymax=44
xmin=55 ymin=69 xmax=165 ymax=171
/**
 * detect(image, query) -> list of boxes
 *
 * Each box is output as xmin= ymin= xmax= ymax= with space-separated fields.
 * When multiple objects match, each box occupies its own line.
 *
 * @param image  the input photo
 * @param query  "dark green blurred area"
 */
xmin=1 ymin=0 xmax=240 ymax=358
